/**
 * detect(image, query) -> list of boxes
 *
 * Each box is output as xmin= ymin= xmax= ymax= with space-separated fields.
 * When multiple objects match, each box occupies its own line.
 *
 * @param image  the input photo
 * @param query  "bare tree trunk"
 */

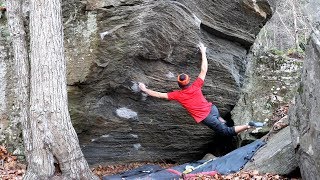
xmin=275 ymin=11 xmax=295 ymax=40
xmin=24 ymin=0 xmax=98 ymax=179
xmin=6 ymin=0 xmax=31 ymax=163
xmin=291 ymin=0 xmax=299 ymax=50
xmin=263 ymin=27 xmax=269 ymax=50
xmin=7 ymin=0 xmax=98 ymax=179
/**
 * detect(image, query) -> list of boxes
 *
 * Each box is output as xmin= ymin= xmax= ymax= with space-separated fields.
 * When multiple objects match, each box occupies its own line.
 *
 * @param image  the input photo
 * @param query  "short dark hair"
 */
xmin=178 ymin=73 xmax=190 ymax=89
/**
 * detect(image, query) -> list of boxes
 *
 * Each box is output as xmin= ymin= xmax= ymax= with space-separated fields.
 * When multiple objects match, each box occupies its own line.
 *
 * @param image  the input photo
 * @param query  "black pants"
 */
xmin=201 ymin=105 xmax=236 ymax=136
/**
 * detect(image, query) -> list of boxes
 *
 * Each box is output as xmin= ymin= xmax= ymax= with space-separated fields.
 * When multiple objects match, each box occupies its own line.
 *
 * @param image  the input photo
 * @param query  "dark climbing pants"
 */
xmin=201 ymin=105 xmax=237 ymax=136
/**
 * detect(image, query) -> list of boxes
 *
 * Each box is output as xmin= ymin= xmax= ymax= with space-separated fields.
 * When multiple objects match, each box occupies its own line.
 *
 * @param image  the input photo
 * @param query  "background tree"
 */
xmin=253 ymin=0 xmax=319 ymax=54
xmin=6 ymin=0 xmax=98 ymax=178
xmin=6 ymin=0 xmax=30 ymax=164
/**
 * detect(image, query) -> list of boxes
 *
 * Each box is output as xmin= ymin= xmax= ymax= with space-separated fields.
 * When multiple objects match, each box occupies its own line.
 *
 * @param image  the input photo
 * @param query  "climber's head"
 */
xmin=177 ymin=73 xmax=190 ymax=89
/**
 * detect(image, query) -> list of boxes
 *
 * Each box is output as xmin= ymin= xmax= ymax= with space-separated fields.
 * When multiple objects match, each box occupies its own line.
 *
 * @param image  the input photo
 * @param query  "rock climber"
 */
xmin=139 ymin=43 xmax=261 ymax=136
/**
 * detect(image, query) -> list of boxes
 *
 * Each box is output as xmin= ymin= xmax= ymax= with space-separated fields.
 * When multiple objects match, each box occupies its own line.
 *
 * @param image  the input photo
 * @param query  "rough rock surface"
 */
xmin=231 ymin=51 xmax=303 ymax=142
xmin=289 ymin=25 xmax=320 ymax=179
xmin=69 ymin=0 xmax=273 ymax=165
xmin=244 ymin=126 xmax=298 ymax=175
xmin=0 ymin=0 xmax=273 ymax=165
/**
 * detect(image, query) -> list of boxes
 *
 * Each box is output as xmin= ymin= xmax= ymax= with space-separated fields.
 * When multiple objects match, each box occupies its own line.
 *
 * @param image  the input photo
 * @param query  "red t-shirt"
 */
xmin=168 ymin=77 xmax=212 ymax=123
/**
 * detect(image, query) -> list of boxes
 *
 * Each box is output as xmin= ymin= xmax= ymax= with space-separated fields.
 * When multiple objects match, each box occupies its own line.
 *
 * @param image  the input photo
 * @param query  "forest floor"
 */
xmin=0 ymin=104 xmax=302 ymax=179
xmin=0 ymin=153 xmax=300 ymax=180
xmin=91 ymin=162 xmax=300 ymax=180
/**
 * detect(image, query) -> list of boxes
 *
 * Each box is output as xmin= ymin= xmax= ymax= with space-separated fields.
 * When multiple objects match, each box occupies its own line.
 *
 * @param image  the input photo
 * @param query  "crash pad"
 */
xmin=103 ymin=139 xmax=266 ymax=180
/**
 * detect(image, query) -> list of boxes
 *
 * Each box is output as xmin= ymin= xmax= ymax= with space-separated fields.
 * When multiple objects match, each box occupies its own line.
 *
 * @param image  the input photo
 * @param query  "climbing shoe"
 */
xmin=248 ymin=121 xmax=265 ymax=127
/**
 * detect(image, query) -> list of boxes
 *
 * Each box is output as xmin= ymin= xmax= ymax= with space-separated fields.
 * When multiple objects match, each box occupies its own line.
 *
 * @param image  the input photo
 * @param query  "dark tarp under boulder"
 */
xmin=103 ymin=139 xmax=266 ymax=180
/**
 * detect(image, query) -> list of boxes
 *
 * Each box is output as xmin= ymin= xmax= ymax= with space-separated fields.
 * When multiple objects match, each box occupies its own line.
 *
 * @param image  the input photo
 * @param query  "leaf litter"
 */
xmin=0 ymin=145 xmax=300 ymax=180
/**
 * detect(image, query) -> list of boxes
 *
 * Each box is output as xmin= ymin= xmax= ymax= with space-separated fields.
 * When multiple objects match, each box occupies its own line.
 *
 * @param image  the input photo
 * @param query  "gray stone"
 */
xmin=244 ymin=127 xmax=298 ymax=175
xmin=66 ymin=0 xmax=273 ymax=165
xmin=288 ymin=25 xmax=320 ymax=180
xmin=231 ymin=50 xmax=303 ymax=142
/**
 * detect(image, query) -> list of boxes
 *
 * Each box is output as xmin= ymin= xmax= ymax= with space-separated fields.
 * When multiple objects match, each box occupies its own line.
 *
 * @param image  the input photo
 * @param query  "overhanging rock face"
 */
xmin=62 ymin=0 xmax=274 ymax=165
xmin=289 ymin=25 xmax=320 ymax=179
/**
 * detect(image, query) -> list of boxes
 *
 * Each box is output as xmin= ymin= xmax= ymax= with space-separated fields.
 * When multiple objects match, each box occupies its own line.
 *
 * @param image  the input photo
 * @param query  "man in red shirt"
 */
xmin=138 ymin=43 xmax=252 ymax=136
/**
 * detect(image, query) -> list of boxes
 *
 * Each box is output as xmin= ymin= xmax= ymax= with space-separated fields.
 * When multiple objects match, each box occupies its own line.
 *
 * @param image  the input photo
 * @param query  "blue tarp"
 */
xmin=103 ymin=139 xmax=266 ymax=180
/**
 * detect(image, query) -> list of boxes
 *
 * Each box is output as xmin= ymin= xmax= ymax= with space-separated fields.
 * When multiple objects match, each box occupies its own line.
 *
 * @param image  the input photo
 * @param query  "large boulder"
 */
xmin=64 ymin=0 xmax=273 ymax=165
xmin=288 ymin=26 xmax=320 ymax=179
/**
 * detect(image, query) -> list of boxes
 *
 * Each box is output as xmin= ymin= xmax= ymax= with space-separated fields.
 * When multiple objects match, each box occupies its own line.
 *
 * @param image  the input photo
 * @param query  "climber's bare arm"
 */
xmin=198 ymin=42 xmax=207 ymax=81
xmin=138 ymin=82 xmax=168 ymax=99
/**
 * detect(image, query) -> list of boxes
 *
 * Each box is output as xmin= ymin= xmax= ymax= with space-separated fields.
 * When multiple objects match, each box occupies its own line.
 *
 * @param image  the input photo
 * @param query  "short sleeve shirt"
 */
xmin=168 ymin=78 xmax=212 ymax=123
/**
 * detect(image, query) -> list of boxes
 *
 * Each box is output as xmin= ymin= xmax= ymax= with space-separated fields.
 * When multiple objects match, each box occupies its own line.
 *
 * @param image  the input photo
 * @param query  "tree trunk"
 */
xmin=291 ymin=0 xmax=299 ymax=51
xmin=6 ymin=0 xmax=31 ymax=162
xmin=7 ymin=0 xmax=98 ymax=179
